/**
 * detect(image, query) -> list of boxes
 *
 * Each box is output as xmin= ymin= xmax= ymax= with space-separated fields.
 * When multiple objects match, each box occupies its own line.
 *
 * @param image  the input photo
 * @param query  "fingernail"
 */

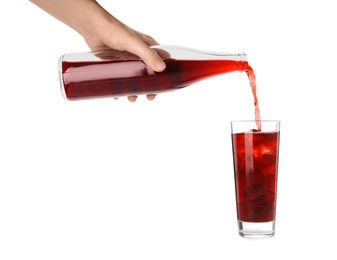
xmin=155 ymin=60 xmax=166 ymax=71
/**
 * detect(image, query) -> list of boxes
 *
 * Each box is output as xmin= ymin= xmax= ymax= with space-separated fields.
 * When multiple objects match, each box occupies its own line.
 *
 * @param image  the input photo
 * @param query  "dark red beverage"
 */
xmin=60 ymin=59 xmax=249 ymax=100
xmin=231 ymin=129 xmax=280 ymax=222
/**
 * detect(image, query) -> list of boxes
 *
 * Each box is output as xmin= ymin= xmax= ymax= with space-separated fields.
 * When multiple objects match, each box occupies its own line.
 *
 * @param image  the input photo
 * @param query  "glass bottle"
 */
xmin=58 ymin=45 xmax=248 ymax=101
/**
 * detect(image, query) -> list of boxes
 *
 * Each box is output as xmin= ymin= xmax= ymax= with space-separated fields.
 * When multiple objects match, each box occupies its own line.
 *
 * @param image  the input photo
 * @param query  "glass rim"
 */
xmin=230 ymin=120 xmax=280 ymax=123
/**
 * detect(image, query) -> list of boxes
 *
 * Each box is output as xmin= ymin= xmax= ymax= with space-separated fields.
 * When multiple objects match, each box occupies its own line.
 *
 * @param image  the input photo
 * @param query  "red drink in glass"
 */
xmin=231 ymin=120 xmax=280 ymax=238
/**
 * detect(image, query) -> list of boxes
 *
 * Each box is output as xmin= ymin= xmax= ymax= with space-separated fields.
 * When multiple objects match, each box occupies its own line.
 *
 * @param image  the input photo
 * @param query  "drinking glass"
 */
xmin=231 ymin=120 xmax=280 ymax=238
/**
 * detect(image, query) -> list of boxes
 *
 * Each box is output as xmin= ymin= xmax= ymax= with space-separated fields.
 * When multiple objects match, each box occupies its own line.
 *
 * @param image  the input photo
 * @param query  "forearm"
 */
xmin=29 ymin=0 xmax=112 ymax=39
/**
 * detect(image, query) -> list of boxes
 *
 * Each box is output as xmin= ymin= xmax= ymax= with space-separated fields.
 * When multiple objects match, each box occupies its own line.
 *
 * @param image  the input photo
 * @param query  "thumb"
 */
xmin=126 ymin=40 xmax=166 ymax=72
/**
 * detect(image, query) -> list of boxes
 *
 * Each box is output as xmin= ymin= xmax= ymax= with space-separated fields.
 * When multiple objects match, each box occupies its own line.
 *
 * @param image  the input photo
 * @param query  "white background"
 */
xmin=1 ymin=1 xmax=336 ymax=259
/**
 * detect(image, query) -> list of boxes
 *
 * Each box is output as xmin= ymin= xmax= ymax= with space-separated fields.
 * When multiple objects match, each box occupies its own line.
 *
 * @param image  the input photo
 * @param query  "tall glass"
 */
xmin=231 ymin=120 xmax=280 ymax=238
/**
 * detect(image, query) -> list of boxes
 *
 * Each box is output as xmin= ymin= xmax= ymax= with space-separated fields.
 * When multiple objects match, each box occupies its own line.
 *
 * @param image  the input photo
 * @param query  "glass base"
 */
xmin=238 ymin=220 xmax=275 ymax=238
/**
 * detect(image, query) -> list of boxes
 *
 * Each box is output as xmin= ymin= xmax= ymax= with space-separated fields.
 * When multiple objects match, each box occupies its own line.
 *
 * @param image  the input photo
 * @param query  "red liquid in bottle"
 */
xmin=231 ymin=131 xmax=280 ymax=222
xmin=61 ymin=59 xmax=247 ymax=99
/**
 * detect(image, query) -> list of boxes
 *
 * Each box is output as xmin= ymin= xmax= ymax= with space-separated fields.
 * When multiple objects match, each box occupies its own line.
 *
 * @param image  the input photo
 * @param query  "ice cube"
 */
xmin=254 ymin=189 xmax=275 ymax=206
xmin=244 ymin=184 xmax=264 ymax=202
xmin=244 ymin=185 xmax=275 ymax=206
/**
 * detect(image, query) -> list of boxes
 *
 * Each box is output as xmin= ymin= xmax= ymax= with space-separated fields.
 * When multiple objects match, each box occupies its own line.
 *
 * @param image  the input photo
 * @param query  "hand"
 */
xmin=93 ymin=49 xmax=171 ymax=102
xmin=84 ymin=14 xmax=166 ymax=102
xmin=29 ymin=0 xmax=166 ymax=102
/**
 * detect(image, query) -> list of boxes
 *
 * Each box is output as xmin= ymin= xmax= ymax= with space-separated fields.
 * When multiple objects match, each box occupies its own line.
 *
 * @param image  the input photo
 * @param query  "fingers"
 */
xmin=127 ymin=95 xmax=157 ymax=102
xmin=113 ymin=95 xmax=156 ymax=102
